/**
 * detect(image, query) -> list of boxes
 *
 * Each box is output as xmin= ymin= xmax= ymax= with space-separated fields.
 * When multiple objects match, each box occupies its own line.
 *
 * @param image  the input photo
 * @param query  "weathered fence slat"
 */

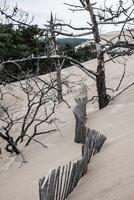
xmin=44 ymin=172 xmax=52 ymax=200
xmin=39 ymin=84 xmax=107 ymax=200
xmin=61 ymin=164 xmax=68 ymax=200
xmin=67 ymin=162 xmax=77 ymax=194
xmin=59 ymin=165 xmax=65 ymax=200
xmin=64 ymin=162 xmax=72 ymax=199
xmin=54 ymin=167 xmax=60 ymax=200
xmin=47 ymin=170 xmax=56 ymax=200
xmin=39 ymin=178 xmax=45 ymax=200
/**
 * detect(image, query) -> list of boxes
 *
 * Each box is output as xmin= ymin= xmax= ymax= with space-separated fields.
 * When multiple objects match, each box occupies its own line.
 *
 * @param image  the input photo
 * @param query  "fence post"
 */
xmin=73 ymin=84 xmax=87 ymax=143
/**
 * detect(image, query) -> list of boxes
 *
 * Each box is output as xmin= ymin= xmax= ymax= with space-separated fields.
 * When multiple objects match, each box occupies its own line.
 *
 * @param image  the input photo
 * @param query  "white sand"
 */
xmin=0 ymin=53 xmax=134 ymax=200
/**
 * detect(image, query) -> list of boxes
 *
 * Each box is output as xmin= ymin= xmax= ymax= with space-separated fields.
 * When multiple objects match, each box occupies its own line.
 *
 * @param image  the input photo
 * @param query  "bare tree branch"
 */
xmin=111 ymin=82 xmax=134 ymax=101
xmin=115 ymin=63 xmax=126 ymax=91
xmin=0 ymin=0 xmax=34 ymax=26
xmin=2 ymin=55 xmax=97 ymax=78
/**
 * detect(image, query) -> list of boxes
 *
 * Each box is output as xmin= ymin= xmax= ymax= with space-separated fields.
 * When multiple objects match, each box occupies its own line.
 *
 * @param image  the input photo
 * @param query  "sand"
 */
xmin=0 ymin=53 xmax=134 ymax=200
xmin=68 ymin=86 xmax=134 ymax=200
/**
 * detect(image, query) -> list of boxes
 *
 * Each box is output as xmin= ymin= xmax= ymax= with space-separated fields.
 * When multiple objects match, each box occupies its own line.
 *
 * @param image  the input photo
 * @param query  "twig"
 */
xmin=25 ymin=134 xmax=48 ymax=148
xmin=106 ymin=87 xmax=115 ymax=92
xmin=35 ymin=129 xmax=57 ymax=136
xmin=62 ymin=98 xmax=70 ymax=108
xmin=115 ymin=63 xmax=126 ymax=91
xmin=88 ymin=96 xmax=98 ymax=104
xmin=19 ymin=151 xmax=28 ymax=167
xmin=111 ymin=82 xmax=134 ymax=101
xmin=52 ymin=119 xmax=63 ymax=137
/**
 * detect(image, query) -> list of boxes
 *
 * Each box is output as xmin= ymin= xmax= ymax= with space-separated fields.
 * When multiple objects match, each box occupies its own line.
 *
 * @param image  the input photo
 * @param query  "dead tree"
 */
xmin=0 ymin=73 xmax=57 ymax=154
xmin=45 ymin=13 xmax=63 ymax=103
xmin=44 ymin=0 xmax=134 ymax=109
xmin=1 ymin=0 xmax=134 ymax=109
xmin=0 ymin=1 xmax=96 ymax=105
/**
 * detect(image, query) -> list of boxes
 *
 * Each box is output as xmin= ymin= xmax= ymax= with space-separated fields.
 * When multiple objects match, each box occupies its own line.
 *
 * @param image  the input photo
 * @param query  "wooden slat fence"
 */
xmin=39 ymin=84 xmax=107 ymax=200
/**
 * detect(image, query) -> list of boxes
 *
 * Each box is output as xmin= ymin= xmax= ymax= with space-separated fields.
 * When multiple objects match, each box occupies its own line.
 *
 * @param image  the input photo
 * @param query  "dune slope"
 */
xmin=0 ymin=54 xmax=134 ymax=200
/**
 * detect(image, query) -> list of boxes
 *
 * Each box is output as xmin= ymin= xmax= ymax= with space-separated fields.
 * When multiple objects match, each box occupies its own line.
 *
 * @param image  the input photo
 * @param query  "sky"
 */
xmin=9 ymin=0 xmax=90 ymax=27
xmin=6 ymin=0 xmax=133 ymax=36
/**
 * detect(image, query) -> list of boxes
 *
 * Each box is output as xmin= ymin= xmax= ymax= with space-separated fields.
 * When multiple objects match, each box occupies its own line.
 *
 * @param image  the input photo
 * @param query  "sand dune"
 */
xmin=0 ymin=54 xmax=134 ymax=200
xmin=68 ymin=86 xmax=134 ymax=200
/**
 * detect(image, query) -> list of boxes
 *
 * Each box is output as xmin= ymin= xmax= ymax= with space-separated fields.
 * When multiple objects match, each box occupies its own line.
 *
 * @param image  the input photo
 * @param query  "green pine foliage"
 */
xmin=0 ymin=24 xmax=96 ymax=83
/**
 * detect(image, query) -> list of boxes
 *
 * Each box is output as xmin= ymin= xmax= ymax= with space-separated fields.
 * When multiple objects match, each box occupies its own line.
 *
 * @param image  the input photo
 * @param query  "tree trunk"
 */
xmin=85 ymin=1 xmax=110 ymax=109
xmin=56 ymin=61 xmax=63 ymax=103
xmin=0 ymin=132 xmax=20 ymax=154
xmin=48 ymin=13 xmax=63 ymax=103
xmin=56 ymin=68 xmax=63 ymax=103
xmin=96 ymin=52 xmax=110 ymax=109
xmin=6 ymin=140 xmax=20 ymax=154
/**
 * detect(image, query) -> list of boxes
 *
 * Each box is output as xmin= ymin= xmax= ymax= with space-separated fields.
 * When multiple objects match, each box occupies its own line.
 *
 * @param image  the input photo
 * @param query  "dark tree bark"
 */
xmin=96 ymin=51 xmax=110 ymax=109
xmin=6 ymin=143 xmax=20 ymax=154
xmin=85 ymin=0 xmax=110 ymax=109
xmin=46 ymin=13 xmax=63 ymax=103
xmin=56 ymin=65 xmax=63 ymax=103
xmin=0 ymin=133 xmax=20 ymax=154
